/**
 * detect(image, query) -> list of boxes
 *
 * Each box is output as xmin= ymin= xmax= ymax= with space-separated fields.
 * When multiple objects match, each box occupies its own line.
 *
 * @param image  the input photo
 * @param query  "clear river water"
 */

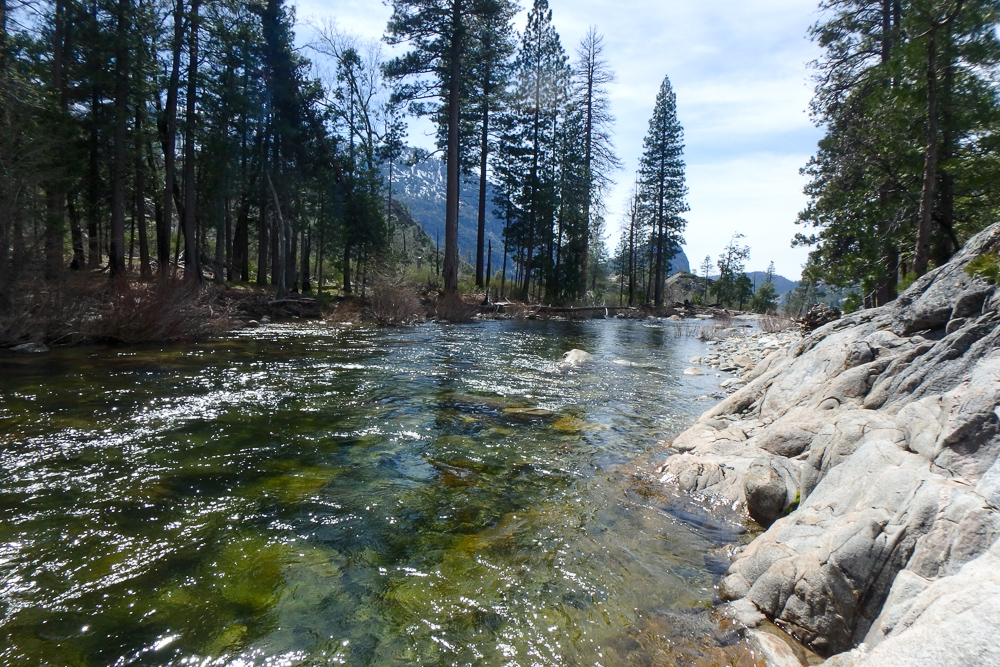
xmin=0 ymin=319 xmax=761 ymax=666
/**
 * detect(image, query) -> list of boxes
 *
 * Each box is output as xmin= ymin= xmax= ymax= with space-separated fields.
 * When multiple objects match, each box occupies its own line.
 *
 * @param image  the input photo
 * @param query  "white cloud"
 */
xmin=686 ymin=154 xmax=814 ymax=279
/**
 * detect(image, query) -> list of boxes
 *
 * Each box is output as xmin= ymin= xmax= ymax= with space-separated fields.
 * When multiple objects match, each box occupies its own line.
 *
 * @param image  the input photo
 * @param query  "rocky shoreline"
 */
xmin=687 ymin=326 xmax=804 ymax=396
xmin=658 ymin=224 xmax=1000 ymax=666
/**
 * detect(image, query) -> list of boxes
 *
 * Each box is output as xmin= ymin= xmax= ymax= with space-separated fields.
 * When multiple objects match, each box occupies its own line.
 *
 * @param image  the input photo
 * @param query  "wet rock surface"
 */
xmin=658 ymin=224 xmax=1000 ymax=665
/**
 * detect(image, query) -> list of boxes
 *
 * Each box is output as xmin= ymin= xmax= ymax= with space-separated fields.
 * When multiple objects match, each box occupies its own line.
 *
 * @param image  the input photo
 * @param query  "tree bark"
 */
xmin=233 ymin=195 xmax=250 ymax=281
xmin=44 ymin=0 xmax=68 ymax=281
xmin=181 ymin=0 xmax=201 ymax=282
xmin=475 ymin=43 xmax=491 ymax=289
xmin=68 ymin=194 xmax=85 ymax=270
xmin=443 ymin=0 xmax=464 ymax=295
xmin=108 ymin=0 xmax=131 ymax=279
xmin=160 ymin=0 xmax=183 ymax=278
xmin=266 ymin=171 xmax=287 ymax=299
xmin=580 ymin=47 xmax=594 ymax=287
xmin=343 ymin=243 xmax=352 ymax=295
xmin=301 ymin=228 xmax=311 ymax=293
xmin=257 ymin=130 xmax=269 ymax=285
xmin=135 ymin=104 xmax=152 ymax=279
xmin=913 ymin=25 xmax=939 ymax=278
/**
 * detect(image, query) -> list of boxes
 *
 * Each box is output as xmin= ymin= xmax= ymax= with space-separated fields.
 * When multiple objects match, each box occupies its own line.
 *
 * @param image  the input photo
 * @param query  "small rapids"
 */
xmin=0 ymin=319 xmax=762 ymax=666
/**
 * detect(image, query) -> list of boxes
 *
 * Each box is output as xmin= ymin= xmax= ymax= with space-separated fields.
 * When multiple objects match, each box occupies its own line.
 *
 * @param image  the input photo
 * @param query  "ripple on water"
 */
xmin=0 ymin=320 xmax=761 ymax=666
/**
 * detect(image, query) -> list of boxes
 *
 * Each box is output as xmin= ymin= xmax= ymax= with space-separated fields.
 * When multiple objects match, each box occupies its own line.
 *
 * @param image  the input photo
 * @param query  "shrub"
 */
xmin=434 ymin=293 xmax=479 ymax=323
xmin=368 ymin=280 xmax=425 ymax=326
xmin=0 ymin=277 xmax=226 ymax=347
xmin=841 ymin=292 xmax=863 ymax=314
xmin=748 ymin=283 xmax=779 ymax=314
xmin=759 ymin=313 xmax=796 ymax=334
xmin=965 ymin=253 xmax=1000 ymax=284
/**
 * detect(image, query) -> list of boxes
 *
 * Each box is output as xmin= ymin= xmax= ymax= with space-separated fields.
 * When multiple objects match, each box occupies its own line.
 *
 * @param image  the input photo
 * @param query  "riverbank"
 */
xmin=657 ymin=224 xmax=1000 ymax=666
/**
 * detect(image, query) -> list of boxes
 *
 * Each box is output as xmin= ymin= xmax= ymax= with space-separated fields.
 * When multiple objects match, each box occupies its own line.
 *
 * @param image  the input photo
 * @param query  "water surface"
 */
xmin=0 ymin=319 xmax=757 ymax=666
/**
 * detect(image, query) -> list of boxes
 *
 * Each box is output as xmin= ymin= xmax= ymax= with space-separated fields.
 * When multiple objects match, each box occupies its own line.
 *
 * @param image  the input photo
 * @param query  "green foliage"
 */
xmin=965 ymin=253 xmax=1000 ymax=283
xmin=797 ymin=0 xmax=1000 ymax=302
xmin=710 ymin=233 xmax=751 ymax=307
xmin=898 ymin=271 xmax=919 ymax=292
xmin=841 ymin=291 xmax=863 ymax=313
xmin=638 ymin=74 xmax=688 ymax=306
xmin=749 ymin=282 xmax=779 ymax=314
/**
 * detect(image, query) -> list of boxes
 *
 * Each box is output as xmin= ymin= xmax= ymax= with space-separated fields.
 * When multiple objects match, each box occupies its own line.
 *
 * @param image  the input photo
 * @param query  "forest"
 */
xmin=2 ymin=0 xmax=1000 ymax=337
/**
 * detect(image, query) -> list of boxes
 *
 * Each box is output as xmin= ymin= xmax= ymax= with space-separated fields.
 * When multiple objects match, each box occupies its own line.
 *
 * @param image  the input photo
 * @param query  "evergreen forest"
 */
xmin=2 ymin=0 xmax=1000 ymax=336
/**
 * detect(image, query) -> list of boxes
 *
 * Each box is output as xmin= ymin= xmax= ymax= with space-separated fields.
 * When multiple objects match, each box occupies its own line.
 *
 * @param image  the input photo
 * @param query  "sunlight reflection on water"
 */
xmin=0 ymin=319 xmax=760 ymax=666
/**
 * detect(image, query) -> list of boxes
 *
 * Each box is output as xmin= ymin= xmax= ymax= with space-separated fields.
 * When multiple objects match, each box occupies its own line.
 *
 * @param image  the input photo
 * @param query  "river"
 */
xmin=0 ymin=319 xmax=760 ymax=666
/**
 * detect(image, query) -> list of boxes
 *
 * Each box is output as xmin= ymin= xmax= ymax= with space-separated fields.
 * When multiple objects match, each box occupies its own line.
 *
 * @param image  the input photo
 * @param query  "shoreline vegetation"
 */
xmin=0 ymin=272 xmax=802 ymax=351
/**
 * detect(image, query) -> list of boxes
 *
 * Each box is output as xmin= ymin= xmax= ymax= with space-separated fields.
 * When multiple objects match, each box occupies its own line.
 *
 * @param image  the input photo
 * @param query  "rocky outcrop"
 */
xmin=658 ymin=224 xmax=1000 ymax=665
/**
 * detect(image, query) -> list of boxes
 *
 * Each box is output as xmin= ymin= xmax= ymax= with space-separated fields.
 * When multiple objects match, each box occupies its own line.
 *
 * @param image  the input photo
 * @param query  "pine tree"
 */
xmin=638 ymin=74 xmax=687 ymax=306
xmin=386 ymin=0 xmax=513 ymax=297
xmin=573 ymin=27 xmax=620 ymax=289
xmin=508 ymin=0 xmax=569 ymax=300
xmin=799 ymin=0 xmax=1000 ymax=303
xmin=711 ymin=233 xmax=750 ymax=307
xmin=465 ymin=1 xmax=516 ymax=288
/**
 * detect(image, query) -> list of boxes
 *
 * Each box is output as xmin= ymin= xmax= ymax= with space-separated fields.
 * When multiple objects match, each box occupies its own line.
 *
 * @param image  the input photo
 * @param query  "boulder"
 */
xmin=656 ymin=223 xmax=1000 ymax=662
xmin=558 ymin=349 xmax=595 ymax=369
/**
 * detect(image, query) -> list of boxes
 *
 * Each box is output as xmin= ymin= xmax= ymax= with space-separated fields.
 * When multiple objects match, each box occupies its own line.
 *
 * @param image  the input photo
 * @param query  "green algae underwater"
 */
xmin=0 ymin=319 xmax=763 ymax=666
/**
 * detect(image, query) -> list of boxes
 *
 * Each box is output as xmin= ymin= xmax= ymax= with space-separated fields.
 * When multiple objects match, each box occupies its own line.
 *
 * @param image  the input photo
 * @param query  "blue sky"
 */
xmin=295 ymin=0 xmax=826 ymax=280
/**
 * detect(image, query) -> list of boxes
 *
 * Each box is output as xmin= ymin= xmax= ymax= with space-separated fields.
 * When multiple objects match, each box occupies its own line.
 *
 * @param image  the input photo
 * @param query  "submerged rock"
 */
xmin=658 ymin=223 xmax=1000 ymax=665
xmin=10 ymin=342 xmax=50 ymax=353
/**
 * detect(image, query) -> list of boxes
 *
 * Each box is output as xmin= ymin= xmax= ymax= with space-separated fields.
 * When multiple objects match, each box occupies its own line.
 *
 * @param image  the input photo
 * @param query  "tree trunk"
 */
xmin=257 ymin=141 xmax=269 ymax=285
xmin=68 ymin=194 xmax=85 ymax=270
xmin=934 ymin=33 xmax=958 ymax=267
xmin=522 ymin=80 xmax=542 ymax=302
xmin=87 ymin=0 xmax=101 ymax=269
xmin=486 ymin=238 xmax=492 ymax=291
xmin=475 ymin=63 xmax=490 ymax=288
xmin=182 ymin=0 xmax=201 ymax=282
xmin=343 ymin=243 xmax=352 ymax=295
xmin=286 ymin=226 xmax=296 ymax=292
xmin=160 ymin=0 xmax=183 ymax=278
xmin=301 ymin=228 xmax=311 ymax=293
xmin=108 ymin=0 xmax=131 ymax=279
xmin=269 ymin=202 xmax=279 ymax=284
xmin=266 ymin=171 xmax=286 ymax=299
xmin=913 ymin=25 xmax=939 ymax=277
xmin=580 ymin=53 xmax=594 ymax=287
xmin=135 ymin=104 xmax=152 ymax=279
xmin=44 ymin=0 xmax=68 ymax=281
xmin=627 ymin=199 xmax=635 ymax=307
xmin=442 ymin=0 xmax=464 ymax=295
xmin=233 ymin=195 xmax=250 ymax=281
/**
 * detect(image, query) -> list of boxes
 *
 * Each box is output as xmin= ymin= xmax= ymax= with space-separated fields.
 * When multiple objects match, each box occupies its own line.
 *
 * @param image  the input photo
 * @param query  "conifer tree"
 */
xmin=638 ymin=74 xmax=687 ymax=306
xmin=386 ymin=0 xmax=513 ymax=296
xmin=799 ymin=0 xmax=1000 ymax=302
xmin=507 ymin=0 xmax=569 ymax=300
xmin=573 ymin=27 xmax=620 ymax=288
xmin=466 ymin=1 xmax=516 ymax=288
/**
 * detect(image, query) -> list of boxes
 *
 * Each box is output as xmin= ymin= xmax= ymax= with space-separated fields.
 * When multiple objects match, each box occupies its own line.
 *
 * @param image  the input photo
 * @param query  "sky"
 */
xmin=294 ymin=0 xmax=826 ymax=280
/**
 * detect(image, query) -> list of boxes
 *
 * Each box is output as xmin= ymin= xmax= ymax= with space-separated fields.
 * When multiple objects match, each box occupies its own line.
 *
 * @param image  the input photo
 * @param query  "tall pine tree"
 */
xmin=638 ymin=74 xmax=687 ymax=307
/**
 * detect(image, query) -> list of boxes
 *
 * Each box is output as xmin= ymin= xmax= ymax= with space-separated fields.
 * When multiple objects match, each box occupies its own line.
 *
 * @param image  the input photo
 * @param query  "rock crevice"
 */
xmin=658 ymin=224 xmax=1000 ymax=665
